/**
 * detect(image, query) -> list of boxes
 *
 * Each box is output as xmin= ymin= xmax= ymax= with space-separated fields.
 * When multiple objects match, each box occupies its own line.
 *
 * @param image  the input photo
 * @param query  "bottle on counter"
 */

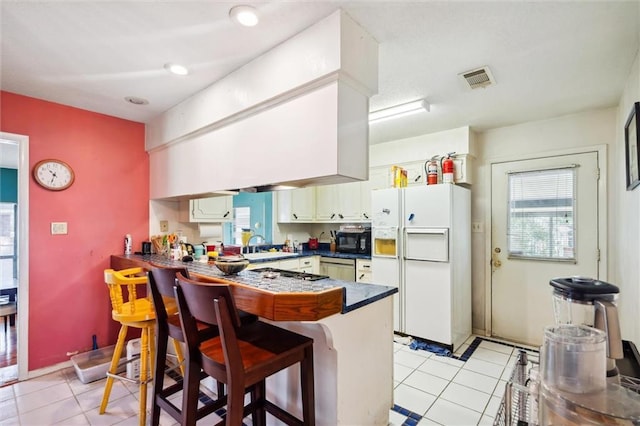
xmin=124 ymin=234 xmax=132 ymax=255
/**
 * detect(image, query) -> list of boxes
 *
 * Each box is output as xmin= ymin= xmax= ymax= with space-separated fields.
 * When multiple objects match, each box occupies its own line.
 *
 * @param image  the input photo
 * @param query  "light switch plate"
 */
xmin=51 ymin=222 xmax=68 ymax=235
xmin=160 ymin=220 xmax=169 ymax=232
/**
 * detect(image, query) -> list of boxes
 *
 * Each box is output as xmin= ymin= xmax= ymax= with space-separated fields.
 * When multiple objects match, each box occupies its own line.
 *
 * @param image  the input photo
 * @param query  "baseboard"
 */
xmin=27 ymin=360 xmax=72 ymax=380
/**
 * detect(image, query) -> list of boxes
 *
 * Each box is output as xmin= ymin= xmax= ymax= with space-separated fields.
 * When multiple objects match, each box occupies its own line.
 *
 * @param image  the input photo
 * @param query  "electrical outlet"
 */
xmin=160 ymin=220 xmax=169 ymax=232
xmin=51 ymin=222 xmax=68 ymax=235
xmin=472 ymin=222 xmax=483 ymax=233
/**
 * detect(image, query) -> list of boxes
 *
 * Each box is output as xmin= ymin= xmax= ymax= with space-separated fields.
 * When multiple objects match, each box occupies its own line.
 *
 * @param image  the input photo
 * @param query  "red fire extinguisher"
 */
xmin=441 ymin=152 xmax=455 ymax=184
xmin=425 ymin=156 xmax=439 ymax=185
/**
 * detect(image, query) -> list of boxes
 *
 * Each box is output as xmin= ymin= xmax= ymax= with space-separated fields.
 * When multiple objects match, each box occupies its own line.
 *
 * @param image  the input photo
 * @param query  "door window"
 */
xmin=507 ymin=167 xmax=576 ymax=262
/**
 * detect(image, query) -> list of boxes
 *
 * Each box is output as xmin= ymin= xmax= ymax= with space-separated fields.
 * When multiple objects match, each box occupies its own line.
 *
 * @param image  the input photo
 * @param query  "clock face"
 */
xmin=33 ymin=159 xmax=75 ymax=190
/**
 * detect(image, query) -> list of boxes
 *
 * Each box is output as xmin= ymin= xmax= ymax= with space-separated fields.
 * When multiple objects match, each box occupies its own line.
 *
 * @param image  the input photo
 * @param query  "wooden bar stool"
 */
xmin=174 ymin=272 xmax=315 ymax=426
xmin=147 ymin=266 xmax=226 ymax=426
xmin=100 ymin=268 xmax=155 ymax=426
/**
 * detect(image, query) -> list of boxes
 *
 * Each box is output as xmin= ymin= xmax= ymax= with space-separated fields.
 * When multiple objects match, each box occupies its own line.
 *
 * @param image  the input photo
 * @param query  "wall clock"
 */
xmin=32 ymin=159 xmax=75 ymax=191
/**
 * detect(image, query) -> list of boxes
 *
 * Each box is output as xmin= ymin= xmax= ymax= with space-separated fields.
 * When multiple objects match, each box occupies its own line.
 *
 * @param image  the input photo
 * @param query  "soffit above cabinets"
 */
xmin=148 ymin=10 xmax=378 ymax=201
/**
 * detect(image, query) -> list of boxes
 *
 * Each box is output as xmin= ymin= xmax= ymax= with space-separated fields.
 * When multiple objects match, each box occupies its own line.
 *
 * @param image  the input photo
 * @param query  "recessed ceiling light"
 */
xmin=164 ymin=63 xmax=189 ymax=76
xmin=229 ymin=5 xmax=259 ymax=27
xmin=124 ymin=96 xmax=149 ymax=105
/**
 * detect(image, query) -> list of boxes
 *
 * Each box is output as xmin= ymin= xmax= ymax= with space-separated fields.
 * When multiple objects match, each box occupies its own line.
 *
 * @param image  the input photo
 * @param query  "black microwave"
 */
xmin=336 ymin=229 xmax=371 ymax=254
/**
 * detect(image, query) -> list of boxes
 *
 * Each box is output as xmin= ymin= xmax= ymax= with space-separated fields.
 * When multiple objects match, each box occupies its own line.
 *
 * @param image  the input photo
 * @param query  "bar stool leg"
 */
xmin=100 ymin=325 xmax=128 ymax=414
xmin=226 ymin=381 xmax=245 ymax=425
xmin=171 ymin=338 xmax=185 ymax=376
xmin=301 ymin=346 xmax=316 ymax=426
xmin=138 ymin=326 xmax=152 ymax=426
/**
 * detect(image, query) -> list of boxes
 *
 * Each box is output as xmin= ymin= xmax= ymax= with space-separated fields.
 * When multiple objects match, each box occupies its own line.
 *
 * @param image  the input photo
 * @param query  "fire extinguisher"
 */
xmin=425 ymin=156 xmax=439 ymax=185
xmin=441 ymin=152 xmax=455 ymax=184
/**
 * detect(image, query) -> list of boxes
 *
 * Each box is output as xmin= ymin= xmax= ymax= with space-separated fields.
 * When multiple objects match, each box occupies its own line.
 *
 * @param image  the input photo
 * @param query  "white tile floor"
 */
xmin=0 ymin=335 xmax=538 ymax=425
xmin=390 ymin=335 xmax=539 ymax=426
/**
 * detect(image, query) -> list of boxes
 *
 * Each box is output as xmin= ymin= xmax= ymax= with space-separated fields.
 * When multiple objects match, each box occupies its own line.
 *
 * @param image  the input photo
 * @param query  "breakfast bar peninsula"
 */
xmin=111 ymin=254 xmax=397 ymax=425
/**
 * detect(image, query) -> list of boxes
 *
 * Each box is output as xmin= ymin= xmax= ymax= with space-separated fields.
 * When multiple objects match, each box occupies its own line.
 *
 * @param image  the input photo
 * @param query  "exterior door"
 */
xmin=491 ymin=152 xmax=600 ymax=346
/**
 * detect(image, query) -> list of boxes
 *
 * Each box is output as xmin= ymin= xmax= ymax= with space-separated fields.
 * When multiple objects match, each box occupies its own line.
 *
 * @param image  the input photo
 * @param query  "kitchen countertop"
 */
xmin=244 ymin=249 xmax=371 ymax=264
xmin=111 ymin=254 xmax=395 ymax=318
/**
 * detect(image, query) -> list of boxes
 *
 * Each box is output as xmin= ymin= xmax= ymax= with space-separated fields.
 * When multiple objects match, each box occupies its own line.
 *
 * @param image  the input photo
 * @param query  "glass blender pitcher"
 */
xmin=241 ymin=229 xmax=253 ymax=253
xmin=549 ymin=277 xmax=623 ymax=380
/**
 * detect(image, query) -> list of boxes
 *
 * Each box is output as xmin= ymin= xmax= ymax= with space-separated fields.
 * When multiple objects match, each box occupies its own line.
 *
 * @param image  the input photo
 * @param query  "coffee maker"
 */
xmin=549 ymin=276 xmax=623 ymax=380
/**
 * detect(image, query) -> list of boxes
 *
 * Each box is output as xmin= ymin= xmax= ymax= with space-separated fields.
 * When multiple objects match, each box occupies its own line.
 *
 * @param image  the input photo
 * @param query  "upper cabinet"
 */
xmin=277 ymin=187 xmax=315 ymax=222
xmin=180 ymin=196 xmax=233 ymax=222
xmin=315 ymin=182 xmax=361 ymax=222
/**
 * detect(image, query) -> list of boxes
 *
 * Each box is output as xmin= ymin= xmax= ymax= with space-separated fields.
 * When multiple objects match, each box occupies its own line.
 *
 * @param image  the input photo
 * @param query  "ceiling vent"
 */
xmin=459 ymin=66 xmax=495 ymax=89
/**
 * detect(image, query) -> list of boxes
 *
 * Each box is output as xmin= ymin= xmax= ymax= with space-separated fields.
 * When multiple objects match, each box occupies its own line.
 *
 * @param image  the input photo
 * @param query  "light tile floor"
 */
xmin=0 ymin=335 xmax=538 ymax=425
xmin=390 ymin=335 xmax=540 ymax=426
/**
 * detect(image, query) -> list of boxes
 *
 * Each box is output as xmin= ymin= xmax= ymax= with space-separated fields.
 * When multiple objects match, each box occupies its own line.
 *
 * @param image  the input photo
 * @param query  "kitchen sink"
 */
xmin=242 ymin=252 xmax=300 ymax=260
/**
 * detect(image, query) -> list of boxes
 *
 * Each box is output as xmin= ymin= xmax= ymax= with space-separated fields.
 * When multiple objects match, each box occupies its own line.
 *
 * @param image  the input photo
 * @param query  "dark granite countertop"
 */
xmin=126 ymin=254 xmax=395 ymax=315
xmin=242 ymin=250 xmax=371 ymax=264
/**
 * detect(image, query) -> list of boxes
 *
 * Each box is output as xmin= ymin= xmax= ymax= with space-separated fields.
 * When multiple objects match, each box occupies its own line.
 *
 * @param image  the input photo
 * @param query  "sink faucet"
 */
xmin=247 ymin=234 xmax=265 ymax=253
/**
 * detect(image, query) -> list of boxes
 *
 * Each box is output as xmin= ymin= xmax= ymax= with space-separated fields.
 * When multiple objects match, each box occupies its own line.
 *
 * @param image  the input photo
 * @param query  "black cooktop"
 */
xmin=251 ymin=267 xmax=329 ymax=281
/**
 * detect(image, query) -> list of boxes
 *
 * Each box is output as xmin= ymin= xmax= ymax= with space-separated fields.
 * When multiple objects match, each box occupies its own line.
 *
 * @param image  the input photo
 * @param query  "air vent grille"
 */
xmin=460 ymin=66 xmax=495 ymax=89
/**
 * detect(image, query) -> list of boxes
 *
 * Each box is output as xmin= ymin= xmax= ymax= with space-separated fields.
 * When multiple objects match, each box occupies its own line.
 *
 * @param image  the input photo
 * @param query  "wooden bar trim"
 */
xmin=110 ymin=255 xmax=343 ymax=321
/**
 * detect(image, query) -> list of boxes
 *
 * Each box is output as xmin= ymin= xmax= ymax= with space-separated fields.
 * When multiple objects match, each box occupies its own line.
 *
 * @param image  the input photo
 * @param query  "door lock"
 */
xmin=491 ymin=247 xmax=502 ymax=269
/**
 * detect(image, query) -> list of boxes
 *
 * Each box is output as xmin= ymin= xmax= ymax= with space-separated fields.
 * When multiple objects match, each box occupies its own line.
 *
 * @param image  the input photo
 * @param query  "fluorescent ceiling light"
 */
xmin=164 ymin=63 xmax=189 ymax=76
xmin=369 ymin=99 xmax=430 ymax=123
xmin=229 ymin=5 xmax=259 ymax=27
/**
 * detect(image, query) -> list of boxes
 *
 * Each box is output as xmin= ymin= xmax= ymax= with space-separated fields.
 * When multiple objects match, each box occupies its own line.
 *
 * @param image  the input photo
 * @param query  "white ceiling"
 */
xmin=1 ymin=0 xmax=638 ymax=162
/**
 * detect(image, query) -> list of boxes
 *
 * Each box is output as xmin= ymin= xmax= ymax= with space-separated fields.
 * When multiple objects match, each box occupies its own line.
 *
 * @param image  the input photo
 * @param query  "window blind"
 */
xmin=507 ymin=167 xmax=576 ymax=262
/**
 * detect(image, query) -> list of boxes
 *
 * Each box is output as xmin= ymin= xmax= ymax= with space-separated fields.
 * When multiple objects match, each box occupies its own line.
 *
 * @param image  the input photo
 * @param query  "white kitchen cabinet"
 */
xmin=279 ymin=258 xmax=301 ymax=271
xmin=277 ymin=187 xmax=316 ymax=222
xmin=405 ymin=162 xmax=425 ymax=186
xmin=246 ymin=260 xmax=280 ymax=270
xmin=179 ymin=196 xmax=233 ymax=222
xmin=299 ymin=256 xmax=320 ymax=274
xmin=315 ymin=182 xmax=361 ymax=222
xmin=281 ymin=256 xmax=319 ymax=273
xmin=248 ymin=256 xmax=319 ymax=273
xmin=356 ymin=259 xmax=373 ymax=283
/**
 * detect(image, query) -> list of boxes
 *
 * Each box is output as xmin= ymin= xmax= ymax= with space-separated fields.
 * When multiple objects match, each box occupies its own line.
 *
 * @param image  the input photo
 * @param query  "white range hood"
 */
xmin=147 ymin=10 xmax=378 ymax=200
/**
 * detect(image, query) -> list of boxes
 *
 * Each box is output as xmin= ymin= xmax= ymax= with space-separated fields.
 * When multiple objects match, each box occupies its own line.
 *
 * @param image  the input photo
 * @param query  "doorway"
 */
xmin=490 ymin=150 xmax=604 ymax=346
xmin=0 ymin=133 xmax=29 ymax=384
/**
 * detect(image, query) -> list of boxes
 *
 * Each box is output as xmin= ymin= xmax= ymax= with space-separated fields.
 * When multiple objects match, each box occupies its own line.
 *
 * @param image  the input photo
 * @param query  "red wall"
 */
xmin=1 ymin=91 xmax=148 ymax=370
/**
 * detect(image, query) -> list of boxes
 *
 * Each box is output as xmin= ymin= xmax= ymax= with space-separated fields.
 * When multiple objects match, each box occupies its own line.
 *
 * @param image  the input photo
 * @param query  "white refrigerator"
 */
xmin=371 ymin=184 xmax=471 ymax=351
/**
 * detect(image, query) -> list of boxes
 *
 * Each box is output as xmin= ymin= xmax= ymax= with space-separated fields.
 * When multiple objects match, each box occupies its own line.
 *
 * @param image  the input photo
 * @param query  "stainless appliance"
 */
xmin=371 ymin=185 xmax=471 ymax=350
xmin=335 ymin=229 xmax=371 ymax=254
xmin=549 ymin=277 xmax=623 ymax=380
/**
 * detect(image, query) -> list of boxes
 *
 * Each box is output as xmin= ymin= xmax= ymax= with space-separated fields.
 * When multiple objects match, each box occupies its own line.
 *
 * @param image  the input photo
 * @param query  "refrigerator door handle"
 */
xmin=404 ymin=228 xmax=448 ymax=235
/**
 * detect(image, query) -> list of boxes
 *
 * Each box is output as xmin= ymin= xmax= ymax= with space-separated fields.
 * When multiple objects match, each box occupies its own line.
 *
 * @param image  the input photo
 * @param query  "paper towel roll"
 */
xmin=198 ymin=224 xmax=223 ymax=239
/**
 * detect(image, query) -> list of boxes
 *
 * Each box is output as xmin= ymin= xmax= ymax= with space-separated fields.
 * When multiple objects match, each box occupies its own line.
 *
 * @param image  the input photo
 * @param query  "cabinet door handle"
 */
xmin=293 ymin=213 xmax=298 ymax=219
xmin=359 ymin=274 xmax=365 ymax=280
xmin=223 ymin=211 xmax=230 ymax=218
xmin=414 ymin=175 xmax=421 ymax=182
xmin=330 ymin=213 xmax=336 ymax=219
xmin=363 ymin=213 xmax=369 ymax=219
xmin=338 ymin=214 xmax=344 ymax=219
xmin=362 ymin=265 xmax=371 ymax=269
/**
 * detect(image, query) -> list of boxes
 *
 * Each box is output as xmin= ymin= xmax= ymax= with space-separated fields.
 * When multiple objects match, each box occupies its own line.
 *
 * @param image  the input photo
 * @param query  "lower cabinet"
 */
xmin=299 ymin=256 xmax=319 ymax=274
xmin=247 ymin=260 xmax=279 ymax=270
xmin=356 ymin=259 xmax=373 ymax=283
xmin=246 ymin=256 xmax=319 ymax=274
